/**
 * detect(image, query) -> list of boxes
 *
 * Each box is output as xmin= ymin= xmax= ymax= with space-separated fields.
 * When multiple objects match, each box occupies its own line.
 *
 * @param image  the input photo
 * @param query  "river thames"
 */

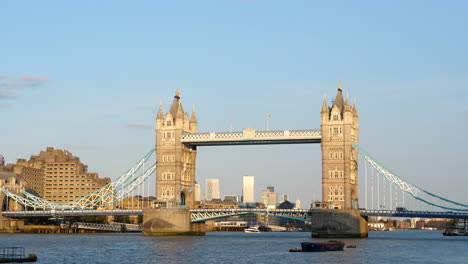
xmin=1 ymin=230 xmax=466 ymax=263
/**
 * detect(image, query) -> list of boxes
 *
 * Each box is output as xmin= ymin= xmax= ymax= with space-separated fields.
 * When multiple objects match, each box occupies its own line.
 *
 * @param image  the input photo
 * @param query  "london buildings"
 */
xmin=0 ymin=147 xmax=110 ymax=204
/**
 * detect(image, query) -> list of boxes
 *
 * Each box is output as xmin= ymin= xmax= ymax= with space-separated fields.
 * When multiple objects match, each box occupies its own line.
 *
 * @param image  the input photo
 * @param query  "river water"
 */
xmin=0 ymin=230 xmax=467 ymax=263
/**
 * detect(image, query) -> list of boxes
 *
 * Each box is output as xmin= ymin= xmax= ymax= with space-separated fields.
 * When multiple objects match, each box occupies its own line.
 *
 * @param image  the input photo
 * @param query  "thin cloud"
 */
xmin=0 ymin=90 xmax=17 ymax=99
xmin=20 ymin=76 xmax=48 ymax=82
xmin=0 ymin=103 xmax=11 ymax=108
xmin=0 ymin=75 xmax=49 ymax=89
xmin=0 ymin=82 xmax=24 ymax=88
xmin=126 ymin=123 xmax=154 ymax=129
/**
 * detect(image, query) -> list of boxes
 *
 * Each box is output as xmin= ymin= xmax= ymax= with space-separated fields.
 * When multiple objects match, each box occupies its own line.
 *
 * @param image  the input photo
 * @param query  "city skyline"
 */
xmin=1 ymin=1 xmax=467 ymax=206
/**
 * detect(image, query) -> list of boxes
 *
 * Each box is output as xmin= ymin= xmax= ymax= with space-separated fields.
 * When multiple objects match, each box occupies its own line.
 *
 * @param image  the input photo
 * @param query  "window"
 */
xmin=333 ymin=115 xmax=338 ymax=121
xmin=166 ymin=120 xmax=172 ymax=126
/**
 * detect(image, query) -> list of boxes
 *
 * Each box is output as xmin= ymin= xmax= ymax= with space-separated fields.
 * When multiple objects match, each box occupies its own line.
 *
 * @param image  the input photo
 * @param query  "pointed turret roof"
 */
xmin=168 ymin=89 xmax=185 ymax=118
xmin=190 ymin=104 xmax=197 ymax=123
xmin=332 ymin=82 xmax=344 ymax=113
xmin=157 ymin=100 xmax=163 ymax=119
xmin=321 ymin=94 xmax=329 ymax=114
xmin=344 ymin=96 xmax=351 ymax=112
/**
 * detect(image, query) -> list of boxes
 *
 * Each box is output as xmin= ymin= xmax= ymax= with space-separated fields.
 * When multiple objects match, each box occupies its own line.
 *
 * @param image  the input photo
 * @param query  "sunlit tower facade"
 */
xmin=320 ymin=83 xmax=359 ymax=209
xmin=155 ymin=91 xmax=197 ymax=208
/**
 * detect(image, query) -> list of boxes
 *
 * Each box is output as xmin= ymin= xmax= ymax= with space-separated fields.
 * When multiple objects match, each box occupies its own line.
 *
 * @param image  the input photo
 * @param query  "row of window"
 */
xmin=45 ymin=184 xmax=96 ymax=186
xmin=163 ymin=132 xmax=175 ymax=139
xmin=162 ymin=172 xmax=175 ymax=180
xmin=160 ymin=186 xmax=175 ymax=198
xmin=45 ymin=163 xmax=76 ymax=167
xmin=46 ymin=175 xmax=87 ymax=178
xmin=328 ymin=196 xmax=344 ymax=201
xmin=45 ymin=179 xmax=92 ymax=182
xmin=329 ymin=152 xmax=344 ymax=159
xmin=181 ymin=172 xmax=190 ymax=182
xmin=46 ymin=167 xmax=74 ymax=170
xmin=329 ymin=170 xmax=344 ymax=178
xmin=161 ymin=155 xmax=176 ymax=162
xmin=44 ymin=188 xmax=96 ymax=192
xmin=329 ymin=127 xmax=343 ymax=134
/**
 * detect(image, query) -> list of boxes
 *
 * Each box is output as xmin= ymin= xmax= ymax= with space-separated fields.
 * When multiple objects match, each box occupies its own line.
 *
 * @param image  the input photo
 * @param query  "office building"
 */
xmin=206 ymin=179 xmax=220 ymax=201
xmin=194 ymin=183 xmax=201 ymax=201
xmin=260 ymin=187 xmax=278 ymax=208
xmin=242 ymin=175 xmax=254 ymax=203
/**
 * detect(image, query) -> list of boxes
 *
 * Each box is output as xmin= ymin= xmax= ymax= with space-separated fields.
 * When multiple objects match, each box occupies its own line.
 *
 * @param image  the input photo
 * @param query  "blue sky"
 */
xmin=1 ymin=1 xmax=467 ymax=207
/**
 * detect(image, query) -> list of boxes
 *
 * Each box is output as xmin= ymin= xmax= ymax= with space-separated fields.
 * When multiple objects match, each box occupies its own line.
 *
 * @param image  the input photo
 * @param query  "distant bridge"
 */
xmin=359 ymin=210 xmax=468 ymax=219
xmin=4 ymin=209 xmax=468 ymax=221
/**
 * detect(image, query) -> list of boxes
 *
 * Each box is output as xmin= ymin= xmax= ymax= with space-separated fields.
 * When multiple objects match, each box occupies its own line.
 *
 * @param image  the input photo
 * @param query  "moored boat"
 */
xmin=244 ymin=226 xmax=261 ymax=233
xmin=300 ymin=241 xmax=345 ymax=252
xmin=442 ymin=221 xmax=468 ymax=236
xmin=0 ymin=247 xmax=37 ymax=263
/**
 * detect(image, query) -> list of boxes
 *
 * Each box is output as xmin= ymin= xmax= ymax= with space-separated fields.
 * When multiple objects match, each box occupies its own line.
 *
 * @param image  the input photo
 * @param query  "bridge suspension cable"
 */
xmin=353 ymin=142 xmax=468 ymax=212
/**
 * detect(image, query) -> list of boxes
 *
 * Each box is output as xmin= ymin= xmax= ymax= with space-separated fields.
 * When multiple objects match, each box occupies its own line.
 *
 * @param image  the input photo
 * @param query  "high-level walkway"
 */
xmin=181 ymin=129 xmax=321 ymax=146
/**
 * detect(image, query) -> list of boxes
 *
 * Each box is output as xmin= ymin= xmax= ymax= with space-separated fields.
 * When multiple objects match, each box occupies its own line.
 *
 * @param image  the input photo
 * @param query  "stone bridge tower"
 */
xmin=320 ymin=84 xmax=359 ymax=209
xmin=155 ymin=91 xmax=197 ymax=209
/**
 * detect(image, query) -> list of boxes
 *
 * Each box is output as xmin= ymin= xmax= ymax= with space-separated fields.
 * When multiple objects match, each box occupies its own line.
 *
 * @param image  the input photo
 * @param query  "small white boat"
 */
xmin=244 ymin=226 xmax=260 ymax=233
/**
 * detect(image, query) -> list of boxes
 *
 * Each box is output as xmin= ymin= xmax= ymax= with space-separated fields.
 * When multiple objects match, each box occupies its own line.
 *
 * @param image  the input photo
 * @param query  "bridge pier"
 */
xmin=310 ymin=209 xmax=368 ymax=238
xmin=142 ymin=208 xmax=205 ymax=236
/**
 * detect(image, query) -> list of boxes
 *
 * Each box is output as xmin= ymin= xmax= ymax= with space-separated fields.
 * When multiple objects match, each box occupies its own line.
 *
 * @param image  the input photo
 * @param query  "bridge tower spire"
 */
xmin=155 ymin=90 xmax=197 ymax=208
xmin=320 ymin=83 xmax=359 ymax=209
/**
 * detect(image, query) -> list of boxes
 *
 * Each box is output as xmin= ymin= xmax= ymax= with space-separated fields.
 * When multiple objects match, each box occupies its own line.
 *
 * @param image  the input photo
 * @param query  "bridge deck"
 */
xmin=181 ymin=129 xmax=322 ymax=146
xmin=3 ymin=209 xmax=468 ymax=220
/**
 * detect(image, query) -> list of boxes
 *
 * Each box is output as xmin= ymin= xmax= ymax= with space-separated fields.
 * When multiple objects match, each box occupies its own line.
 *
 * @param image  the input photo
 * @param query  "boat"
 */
xmin=244 ymin=225 xmax=261 ymax=233
xmin=442 ymin=221 xmax=468 ymax=236
xmin=0 ymin=247 xmax=37 ymax=263
xmin=300 ymin=241 xmax=345 ymax=252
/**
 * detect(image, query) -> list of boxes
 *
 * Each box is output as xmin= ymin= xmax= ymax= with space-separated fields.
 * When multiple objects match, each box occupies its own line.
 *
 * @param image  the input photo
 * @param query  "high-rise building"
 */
xmin=2 ymin=147 xmax=110 ymax=204
xmin=267 ymin=186 xmax=274 ymax=192
xmin=260 ymin=188 xmax=277 ymax=208
xmin=283 ymin=194 xmax=289 ymax=202
xmin=0 ymin=154 xmax=4 ymax=166
xmin=206 ymin=179 xmax=220 ymax=201
xmin=242 ymin=175 xmax=254 ymax=203
xmin=194 ymin=183 xmax=201 ymax=201
xmin=295 ymin=199 xmax=301 ymax=209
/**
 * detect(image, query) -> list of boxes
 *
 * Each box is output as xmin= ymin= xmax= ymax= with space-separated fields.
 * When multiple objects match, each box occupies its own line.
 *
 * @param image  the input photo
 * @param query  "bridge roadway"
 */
xmin=3 ymin=209 xmax=468 ymax=221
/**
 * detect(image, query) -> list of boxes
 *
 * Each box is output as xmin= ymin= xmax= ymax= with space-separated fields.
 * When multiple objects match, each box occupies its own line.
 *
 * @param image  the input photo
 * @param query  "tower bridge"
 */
xmin=3 ymin=84 xmax=468 ymax=237
xmin=154 ymin=86 xmax=358 ymax=211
